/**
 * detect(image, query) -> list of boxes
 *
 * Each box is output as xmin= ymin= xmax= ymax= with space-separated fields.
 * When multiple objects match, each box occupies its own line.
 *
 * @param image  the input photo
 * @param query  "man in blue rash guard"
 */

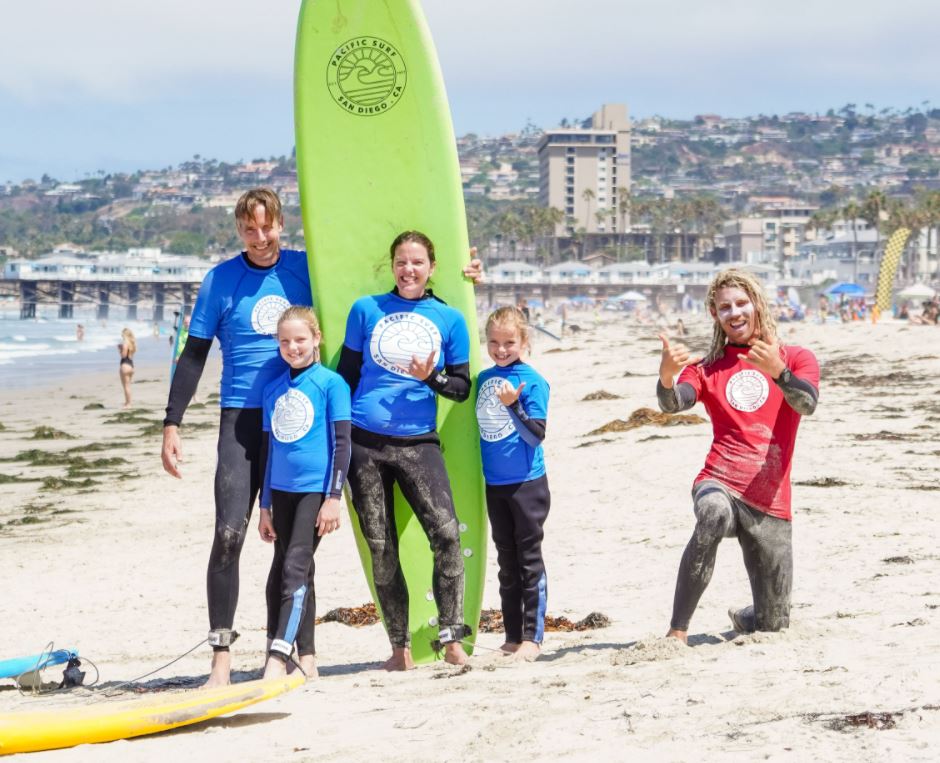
xmin=161 ymin=189 xmax=484 ymax=686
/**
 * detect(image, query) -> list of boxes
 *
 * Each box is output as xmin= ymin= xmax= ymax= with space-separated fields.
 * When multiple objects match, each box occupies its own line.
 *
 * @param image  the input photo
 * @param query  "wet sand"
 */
xmin=0 ymin=316 xmax=938 ymax=761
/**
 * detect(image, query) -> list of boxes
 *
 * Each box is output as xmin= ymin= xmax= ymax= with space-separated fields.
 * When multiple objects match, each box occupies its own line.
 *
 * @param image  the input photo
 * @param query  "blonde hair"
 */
xmin=121 ymin=328 xmax=137 ymax=355
xmin=703 ymin=268 xmax=776 ymax=365
xmin=234 ymin=188 xmax=282 ymax=226
xmin=485 ymin=306 xmax=531 ymax=350
xmin=277 ymin=306 xmax=321 ymax=360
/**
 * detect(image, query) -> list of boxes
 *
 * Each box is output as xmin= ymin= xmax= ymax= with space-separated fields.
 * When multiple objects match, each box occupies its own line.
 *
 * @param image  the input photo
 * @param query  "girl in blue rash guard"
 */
xmin=476 ymin=307 xmax=551 ymax=662
xmin=257 ymin=306 xmax=351 ymax=680
xmin=336 ymin=231 xmax=472 ymax=671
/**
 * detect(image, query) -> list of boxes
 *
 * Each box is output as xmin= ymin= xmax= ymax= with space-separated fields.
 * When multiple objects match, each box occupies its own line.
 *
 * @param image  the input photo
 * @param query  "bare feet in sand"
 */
xmin=499 ymin=642 xmax=521 ymax=655
xmin=382 ymin=647 xmax=415 ymax=671
xmin=665 ymin=628 xmax=688 ymax=645
xmin=262 ymin=655 xmax=288 ymax=680
xmin=204 ymin=651 xmax=232 ymax=688
xmin=443 ymin=642 xmax=469 ymax=666
xmin=513 ymin=641 xmax=540 ymax=662
xmin=297 ymin=654 xmax=318 ymax=679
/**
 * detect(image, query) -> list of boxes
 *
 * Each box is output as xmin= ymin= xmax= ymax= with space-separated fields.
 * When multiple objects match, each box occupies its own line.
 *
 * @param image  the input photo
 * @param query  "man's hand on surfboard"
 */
xmin=161 ymin=425 xmax=183 ymax=478
xmin=401 ymin=350 xmax=438 ymax=381
xmin=462 ymin=247 xmax=484 ymax=284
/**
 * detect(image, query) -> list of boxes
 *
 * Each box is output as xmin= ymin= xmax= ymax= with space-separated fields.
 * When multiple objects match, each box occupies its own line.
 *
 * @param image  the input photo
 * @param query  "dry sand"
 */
xmin=0 ymin=315 xmax=938 ymax=761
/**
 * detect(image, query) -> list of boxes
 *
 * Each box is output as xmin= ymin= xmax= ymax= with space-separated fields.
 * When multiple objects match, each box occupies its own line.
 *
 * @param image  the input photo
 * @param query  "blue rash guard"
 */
xmin=476 ymin=362 xmax=550 ymax=485
xmin=188 ymin=250 xmax=311 ymax=408
xmin=342 ymin=291 xmax=471 ymax=436
xmin=261 ymin=363 xmax=352 ymax=508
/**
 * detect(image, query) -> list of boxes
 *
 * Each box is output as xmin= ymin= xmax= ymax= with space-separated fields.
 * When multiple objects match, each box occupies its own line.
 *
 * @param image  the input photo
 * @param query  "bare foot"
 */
xmin=665 ymin=628 xmax=688 ymax=645
xmin=381 ymin=647 xmax=415 ymax=671
xmin=443 ymin=641 xmax=469 ymax=666
xmin=203 ymin=651 xmax=232 ymax=688
xmin=499 ymin=641 xmax=521 ymax=655
xmin=262 ymin=655 xmax=288 ymax=680
xmin=512 ymin=641 xmax=540 ymax=662
xmin=297 ymin=654 xmax=318 ymax=680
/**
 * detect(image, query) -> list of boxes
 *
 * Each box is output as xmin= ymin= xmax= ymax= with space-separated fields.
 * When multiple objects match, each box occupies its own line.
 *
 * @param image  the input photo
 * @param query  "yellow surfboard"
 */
xmin=0 ymin=673 xmax=303 ymax=756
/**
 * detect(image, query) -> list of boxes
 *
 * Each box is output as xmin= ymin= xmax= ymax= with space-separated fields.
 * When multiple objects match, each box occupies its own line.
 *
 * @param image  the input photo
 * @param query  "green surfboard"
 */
xmin=294 ymin=0 xmax=486 ymax=662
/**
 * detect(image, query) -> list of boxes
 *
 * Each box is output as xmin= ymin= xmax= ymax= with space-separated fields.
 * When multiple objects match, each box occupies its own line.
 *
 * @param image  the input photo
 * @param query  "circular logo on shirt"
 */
xmin=251 ymin=295 xmax=290 ymax=336
xmin=327 ymin=37 xmax=407 ymax=116
xmin=369 ymin=312 xmax=442 ymax=377
xmin=476 ymin=377 xmax=515 ymax=442
xmin=725 ymin=369 xmax=769 ymax=412
xmin=271 ymin=388 xmax=315 ymax=443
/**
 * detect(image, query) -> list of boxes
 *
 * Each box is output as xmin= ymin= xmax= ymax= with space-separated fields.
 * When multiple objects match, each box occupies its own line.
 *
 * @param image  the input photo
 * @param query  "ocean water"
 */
xmin=0 ymin=311 xmax=182 ymax=389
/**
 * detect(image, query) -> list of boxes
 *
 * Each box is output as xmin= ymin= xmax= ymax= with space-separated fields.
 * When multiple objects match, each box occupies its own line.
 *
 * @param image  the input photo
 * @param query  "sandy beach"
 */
xmin=0 ymin=315 xmax=938 ymax=761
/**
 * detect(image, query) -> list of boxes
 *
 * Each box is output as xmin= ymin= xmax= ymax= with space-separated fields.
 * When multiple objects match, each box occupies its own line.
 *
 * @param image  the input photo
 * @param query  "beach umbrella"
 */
xmin=825 ymin=282 xmax=866 ymax=296
xmin=897 ymin=283 xmax=937 ymax=300
xmin=612 ymin=290 xmax=647 ymax=302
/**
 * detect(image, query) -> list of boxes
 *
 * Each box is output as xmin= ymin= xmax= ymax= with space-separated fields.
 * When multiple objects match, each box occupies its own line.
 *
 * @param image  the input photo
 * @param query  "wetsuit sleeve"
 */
xmin=336 ymin=345 xmax=363 ymax=394
xmin=325 ymin=375 xmax=352 ymax=498
xmin=423 ymin=362 xmax=471 ymax=402
xmin=163 ymin=336 xmax=213 ymax=426
xmin=657 ymin=380 xmax=698 ymax=413
xmin=328 ymin=422 xmax=352 ymax=498
xmin=776 ymin=347 xmax=820 ymax=416
xmin=260 ymin=432 xmax=272 ymax=509
xmin=507 ymin=402 xmax=546 ymax=446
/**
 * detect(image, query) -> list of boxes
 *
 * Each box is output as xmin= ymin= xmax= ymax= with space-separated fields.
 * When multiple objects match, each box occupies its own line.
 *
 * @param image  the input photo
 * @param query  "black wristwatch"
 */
xmin=775 ymin=367 xmax=792 ymax=386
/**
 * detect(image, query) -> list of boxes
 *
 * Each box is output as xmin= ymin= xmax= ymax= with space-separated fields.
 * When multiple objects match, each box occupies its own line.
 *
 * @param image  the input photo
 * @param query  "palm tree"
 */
xmin=862 ymin=189 xmax=887 ymax=263
xmin=842 ymin=200 xmax=862 ymax=282
xmin=581 ymin=188 xmax=596 ymax=233
xmin=616 ymin=186 xmax=631 ymax=260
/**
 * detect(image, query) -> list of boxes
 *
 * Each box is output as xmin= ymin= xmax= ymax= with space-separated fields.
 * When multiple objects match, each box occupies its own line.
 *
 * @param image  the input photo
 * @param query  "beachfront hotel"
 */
xmin=537 ymin=104 xmax=632 ymax=236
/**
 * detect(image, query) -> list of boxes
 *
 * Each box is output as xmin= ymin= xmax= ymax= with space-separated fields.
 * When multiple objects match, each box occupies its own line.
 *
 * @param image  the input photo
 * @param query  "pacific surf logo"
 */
xmin=327 ymin=37 xmax=407 ymax=116
xmin=272 ymin=388 xmax=315 ymax=443
xmin=725 ymin=369 xmax=769 ymax=412
xmin=251 ymin=295 xmax=291 ymax=336
xmin=476 ymin=377 xmax=515 ymax=442
xmin=369 ymin=312 xmax=441 ymax=376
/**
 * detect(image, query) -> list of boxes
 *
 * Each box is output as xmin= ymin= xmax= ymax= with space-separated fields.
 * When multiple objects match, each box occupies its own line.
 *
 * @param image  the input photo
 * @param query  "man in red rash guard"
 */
xmin=656 ymin=268 xmax=819 ymax=642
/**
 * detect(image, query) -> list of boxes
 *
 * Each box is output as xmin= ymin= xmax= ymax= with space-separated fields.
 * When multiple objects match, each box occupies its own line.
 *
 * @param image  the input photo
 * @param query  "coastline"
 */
xmin=0 ymin=316 xmax=937 ymax=761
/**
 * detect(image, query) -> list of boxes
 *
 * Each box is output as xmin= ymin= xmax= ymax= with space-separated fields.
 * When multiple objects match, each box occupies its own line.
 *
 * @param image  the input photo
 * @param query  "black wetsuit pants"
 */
xmin=346 ymin=427 xmax=464 ymax=648
xmin=265 ymin=490 xmax=324 ymax=658
xmin=486 ymin=475 xmax=551 ymax=644
xmin=670 ymin=480 xmax=793 ymax=632
xmin=207 ymin=408 xmax=316 ymax=649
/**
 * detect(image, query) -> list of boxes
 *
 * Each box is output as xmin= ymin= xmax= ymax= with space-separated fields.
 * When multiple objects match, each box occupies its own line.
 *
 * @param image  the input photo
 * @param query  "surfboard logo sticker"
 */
xmin=251 ymin=295 xmax=291 ymax=335
xmin=476 ymin=377 xmax=516 ymax=442
xmin=369 ymin=312 xmax=441 ymax=376
xmin=327 ymin=37 xmax=407 ymax=116
xmin=272 ymin=388 xmax=315 ymax=443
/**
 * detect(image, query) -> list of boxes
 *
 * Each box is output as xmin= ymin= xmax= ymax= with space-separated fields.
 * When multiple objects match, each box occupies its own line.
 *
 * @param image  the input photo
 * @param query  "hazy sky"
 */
xmin=2 ymin=0 xmax=937 ymax=183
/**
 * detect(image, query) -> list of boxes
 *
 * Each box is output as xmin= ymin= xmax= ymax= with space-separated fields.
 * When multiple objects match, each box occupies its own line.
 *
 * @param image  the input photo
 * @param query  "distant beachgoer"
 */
xmin=657 ymin=268 xmax=819 ymax=642
xmin=118 ymin=328 xmax=137 ymax=409
xmin=675 ymin=318 xmax=686 ymax=338
xmin=258 ymin=306 xmax=351 ymax=680
xmin=476 ymin=306 xmax=550 ymax=662
xmin=152 ymin=322 xmax=160 ymax=339
xmin=76 ymin=324 xmax=85 ymax=342
xmin=516 ymin=297 xmax=530 ymax=323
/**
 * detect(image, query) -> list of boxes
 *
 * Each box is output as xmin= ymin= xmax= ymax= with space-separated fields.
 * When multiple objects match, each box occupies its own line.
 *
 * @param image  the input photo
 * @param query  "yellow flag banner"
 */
xmin=875 ymin=228 xmax=911 ymax=312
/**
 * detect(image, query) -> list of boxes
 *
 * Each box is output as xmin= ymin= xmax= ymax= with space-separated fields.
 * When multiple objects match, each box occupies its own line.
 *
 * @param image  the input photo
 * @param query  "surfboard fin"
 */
xmin=59 ymin=656 xmax=86 ymax=689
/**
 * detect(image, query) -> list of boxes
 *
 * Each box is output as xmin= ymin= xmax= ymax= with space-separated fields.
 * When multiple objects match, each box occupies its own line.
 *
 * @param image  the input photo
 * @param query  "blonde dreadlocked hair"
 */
xmin=703 ymin=268 xmax=777 ymax=366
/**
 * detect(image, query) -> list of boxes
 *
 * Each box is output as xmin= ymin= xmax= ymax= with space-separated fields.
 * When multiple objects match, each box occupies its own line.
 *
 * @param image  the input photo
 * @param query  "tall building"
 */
xmin=538 ymin=104 xmax=631 ymax=236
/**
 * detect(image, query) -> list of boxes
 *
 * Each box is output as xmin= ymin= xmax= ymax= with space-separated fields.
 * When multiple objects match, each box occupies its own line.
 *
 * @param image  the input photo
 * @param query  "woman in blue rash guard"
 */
xmin=257 ymin=306 xmax=351 ymax=680
xmin=337 ymin=231 xmax=472 ymax=671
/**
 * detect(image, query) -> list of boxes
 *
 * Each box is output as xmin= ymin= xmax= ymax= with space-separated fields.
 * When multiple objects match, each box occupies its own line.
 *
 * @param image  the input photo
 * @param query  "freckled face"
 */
xmin=712 ymin=286 xmax=758 ymax=344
